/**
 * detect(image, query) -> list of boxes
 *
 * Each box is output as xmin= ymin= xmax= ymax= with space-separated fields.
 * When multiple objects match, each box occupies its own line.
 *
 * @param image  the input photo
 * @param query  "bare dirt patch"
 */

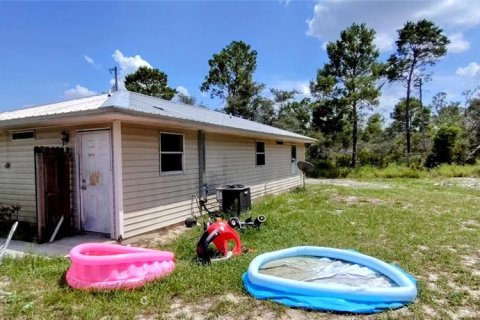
xmin=447 ymin=308 xmax=480 ymax=319
xmin=422 ymin=305 xmax=438 ymax=318
xmin=306 ymin=179 xmax=392 ymax=189
xmin=417 ymin=245 xmax=429 ymax=252
xmin=330 ymin=194 xmax=386 ymax=205
xmin=461 ymin=251 xmax=480 ymax=268
xmin=0 ymin=276 xmax=12 ymax=311
xmin=128 ymin=224 xmax=189 ymax=248
xmin=434 ymin=178 xmax=480 ymax=189
xmin=460 ymin=220 xmax=480 ymax=231
xmin=163 ymin=293 xmax=399 ymax=320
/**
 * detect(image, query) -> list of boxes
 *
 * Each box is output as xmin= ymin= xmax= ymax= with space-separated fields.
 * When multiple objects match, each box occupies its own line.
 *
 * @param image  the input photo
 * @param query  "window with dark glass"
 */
xmin=256 ymin=141 xmax=265 ymax=166
xmin=160 ymin=133 xmax=184 ymax=172
xmin=12 ymin=130 xmax=35 ymax=140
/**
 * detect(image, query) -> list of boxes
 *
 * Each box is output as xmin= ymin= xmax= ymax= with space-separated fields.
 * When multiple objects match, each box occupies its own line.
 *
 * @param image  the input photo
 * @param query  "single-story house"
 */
xmin=0 ymin=90 xmax=315 ymax=241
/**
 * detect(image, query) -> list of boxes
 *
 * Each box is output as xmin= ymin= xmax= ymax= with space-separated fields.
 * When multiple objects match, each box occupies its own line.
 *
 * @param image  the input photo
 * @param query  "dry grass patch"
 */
xmin=329 ymin=194 xmax=386 ymax=205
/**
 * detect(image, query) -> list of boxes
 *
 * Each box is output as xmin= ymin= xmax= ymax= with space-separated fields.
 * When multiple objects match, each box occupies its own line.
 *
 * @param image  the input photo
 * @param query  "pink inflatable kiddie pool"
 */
xmin=66 ymin=243 xmax=175 ymax=290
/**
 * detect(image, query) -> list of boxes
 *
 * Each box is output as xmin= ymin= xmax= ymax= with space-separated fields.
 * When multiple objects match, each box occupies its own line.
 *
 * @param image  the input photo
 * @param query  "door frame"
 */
xmin=76 ymin=128 xmax=115 ymax=237
xmin=34 ymin=146 xmax=73 ymax=243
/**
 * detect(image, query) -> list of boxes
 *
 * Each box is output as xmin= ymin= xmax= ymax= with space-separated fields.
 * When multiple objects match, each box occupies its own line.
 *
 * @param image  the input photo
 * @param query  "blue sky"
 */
xmin=1 ymin=0 xmax=479 ymax=118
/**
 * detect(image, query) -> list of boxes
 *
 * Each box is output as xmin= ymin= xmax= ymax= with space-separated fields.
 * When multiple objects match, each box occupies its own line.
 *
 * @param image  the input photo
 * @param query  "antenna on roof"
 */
xmin=109 ymin=66 xmax=118 ymax=92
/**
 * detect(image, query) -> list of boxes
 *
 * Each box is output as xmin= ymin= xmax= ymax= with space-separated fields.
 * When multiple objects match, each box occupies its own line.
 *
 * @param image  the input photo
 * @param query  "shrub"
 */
xmin=335 ymin=154 xmax=352 ymax=167
xmin=357 ymin=148 xmax=389 ymax=167
xmin=426 ymin=126 xmax=461 ymax=168
xmin=308 ymin=159 xmax=351 ymax=178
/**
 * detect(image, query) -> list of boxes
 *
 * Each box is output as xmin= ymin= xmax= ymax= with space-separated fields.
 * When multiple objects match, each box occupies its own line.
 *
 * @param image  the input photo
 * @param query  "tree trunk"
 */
xmin=351 ymin=102 xmax=358 ymax=168
xmin=405 ymin=83 xmax=411 ymax=158
xmin=405 ymin=63 xmax=416 ymax=161
xmin=418 ymin=78 xmax=427 ymax=153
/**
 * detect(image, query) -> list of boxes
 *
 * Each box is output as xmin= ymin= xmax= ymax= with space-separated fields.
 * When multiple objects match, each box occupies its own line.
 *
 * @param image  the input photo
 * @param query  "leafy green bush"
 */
xmin=308 ymin=159 xmax=351 ymax=178
xmin=357 ymin=148 xmax=389 ymax=167
xmin=425 ymin=126 xmax=462 ymax=168
xmin=335 ymin=154 xmax=352 ymax=167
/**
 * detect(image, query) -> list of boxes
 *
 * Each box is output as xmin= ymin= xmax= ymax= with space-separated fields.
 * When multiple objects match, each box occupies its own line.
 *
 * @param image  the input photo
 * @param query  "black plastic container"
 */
xmin=216 ymin=184 xmax=251 ymax=215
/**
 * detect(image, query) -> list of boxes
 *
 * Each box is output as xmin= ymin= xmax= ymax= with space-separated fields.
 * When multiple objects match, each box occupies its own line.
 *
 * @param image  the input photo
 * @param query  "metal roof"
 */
xmin=0 ymin=90 xmax=315 ymax=142
xmin=0 ymin=94 xmax=109 ymax=121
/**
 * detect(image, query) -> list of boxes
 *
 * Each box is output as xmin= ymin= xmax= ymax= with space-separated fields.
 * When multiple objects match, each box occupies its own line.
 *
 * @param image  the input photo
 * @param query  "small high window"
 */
xmin=256 ymin=141 xmax=265 ymax=166
xmin=160 ymin=133 xmax=184 ymax=173
xmin=12 ymin=130 xmax=35 ymax=140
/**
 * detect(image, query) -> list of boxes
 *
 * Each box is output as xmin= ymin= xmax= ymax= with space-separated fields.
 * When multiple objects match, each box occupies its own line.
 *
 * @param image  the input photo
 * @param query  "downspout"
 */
xmin=198 ymin=130 xmax=206 ymax=204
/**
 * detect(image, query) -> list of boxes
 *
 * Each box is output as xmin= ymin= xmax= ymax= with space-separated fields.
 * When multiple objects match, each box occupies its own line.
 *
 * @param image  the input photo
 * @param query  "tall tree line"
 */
xmin=121 ymin=19 xmax=479 ymax=169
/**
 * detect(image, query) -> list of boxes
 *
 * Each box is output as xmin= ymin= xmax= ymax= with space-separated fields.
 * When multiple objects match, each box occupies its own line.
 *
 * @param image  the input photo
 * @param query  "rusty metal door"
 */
xmin=79 ymin=130 xmax=113 ymax=234
xmin=35 ymin=147 xmax=72 ymax=243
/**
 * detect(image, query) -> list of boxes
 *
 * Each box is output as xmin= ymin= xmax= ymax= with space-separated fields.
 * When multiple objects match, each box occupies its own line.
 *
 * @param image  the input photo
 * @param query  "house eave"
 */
xmin=0 ymin=106 xmax=317 ymax=143
xmin=110 ymin=108 xmax=317 ymax=143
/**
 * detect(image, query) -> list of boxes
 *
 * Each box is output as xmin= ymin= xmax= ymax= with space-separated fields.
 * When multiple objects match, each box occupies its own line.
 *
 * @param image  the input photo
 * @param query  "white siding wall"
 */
xmin=122 ymin=124 xmax=199 ymax=238
xmin=0 ymin=123 xmax=111 ymax=226
xmin=204 ymin=133 xmax=305 ymax=194
xmin=2 ymin=121 xmax=307 ymax=239
xmin=0 ymin=128 xmax=71 ymax=223
xmin=122 ymin=125 xmax=305 ymax=238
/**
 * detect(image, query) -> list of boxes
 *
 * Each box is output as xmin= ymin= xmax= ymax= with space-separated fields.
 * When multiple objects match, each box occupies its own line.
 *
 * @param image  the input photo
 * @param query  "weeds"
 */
xmin=344 ymin=164 xmax=480 ymax=179
xmin=1 ymin=178 xmax=479 ymax=319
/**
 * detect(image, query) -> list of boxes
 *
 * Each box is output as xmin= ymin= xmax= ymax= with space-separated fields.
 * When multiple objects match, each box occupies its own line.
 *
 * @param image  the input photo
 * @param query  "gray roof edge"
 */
xmin=0 ymin=90 xmax=317 ymax=143
xmin=0 ymin=107 xmax=116 ymax=128
xmin=109 ymin=107 xmax=317 ymax=143
xmin=100 ymin=90 xmax=131 ymax=109
xmin=0 ymin=93 xmax=108 ymax=115
xmin=119 ymin=91 xmax=316 ymax=142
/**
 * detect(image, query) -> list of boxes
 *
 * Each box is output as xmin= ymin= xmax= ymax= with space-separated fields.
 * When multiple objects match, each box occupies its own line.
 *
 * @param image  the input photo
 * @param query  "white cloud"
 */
xmin=176 ymin=86 xmax=189 ymax=96
xmin=456 ymin=62 xmax=480 ymax=77
xmin=84 ymin=55 xmax=94 ymax=65
xmin=306 ymin=0 xmax=480 ymax=53
xmin=378 ymin=83 xmax=404 ymax=115
xmin=374 ymin=33 xmax=395 ymax=52
xmin=448 ymin=33 xmax=470 ymax=53
xmin=64 ymin=85 xmax=97 ymax=99
xmin=112 ymin=49 xmax=152 ymax=75
xmin=271 ymin=79 xmax=311 ymax=97
xmin=279 ymin=0 xmax=291 ymax=6
xmin=110 ymin=77 xmax=126 ymax=91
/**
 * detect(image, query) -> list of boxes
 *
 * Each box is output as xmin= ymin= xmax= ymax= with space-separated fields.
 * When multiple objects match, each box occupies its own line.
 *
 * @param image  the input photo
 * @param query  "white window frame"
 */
xmin=159 ymin=132 xmax=185 ymax=175
xmin=255 ymin=141 xmax=266 ymax=166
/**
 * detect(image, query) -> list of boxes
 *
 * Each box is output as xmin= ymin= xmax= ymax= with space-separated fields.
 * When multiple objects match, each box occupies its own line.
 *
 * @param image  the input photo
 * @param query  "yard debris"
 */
xmin=0 ymin=290 xmax=11 ymax=297
xmin=0 ymin=221 xmax=18 ymax=264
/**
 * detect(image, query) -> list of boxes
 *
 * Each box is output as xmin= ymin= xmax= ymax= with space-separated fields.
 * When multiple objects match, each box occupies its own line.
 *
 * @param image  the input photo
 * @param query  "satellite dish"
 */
xmin=297 ymin=161 xmax=315 ymax=173
xmin=296 ymin=161 xmax=315 ymax=190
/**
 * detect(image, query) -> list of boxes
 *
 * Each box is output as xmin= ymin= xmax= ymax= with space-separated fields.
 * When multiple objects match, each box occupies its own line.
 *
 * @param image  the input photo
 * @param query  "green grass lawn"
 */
xmin=1 ymin=178 xmax=479 ymax=319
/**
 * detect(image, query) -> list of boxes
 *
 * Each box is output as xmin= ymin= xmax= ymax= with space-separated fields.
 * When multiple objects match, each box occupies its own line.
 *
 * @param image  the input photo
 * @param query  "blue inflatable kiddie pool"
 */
xmin=243 ymin=246 xmax=417 ymax=314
